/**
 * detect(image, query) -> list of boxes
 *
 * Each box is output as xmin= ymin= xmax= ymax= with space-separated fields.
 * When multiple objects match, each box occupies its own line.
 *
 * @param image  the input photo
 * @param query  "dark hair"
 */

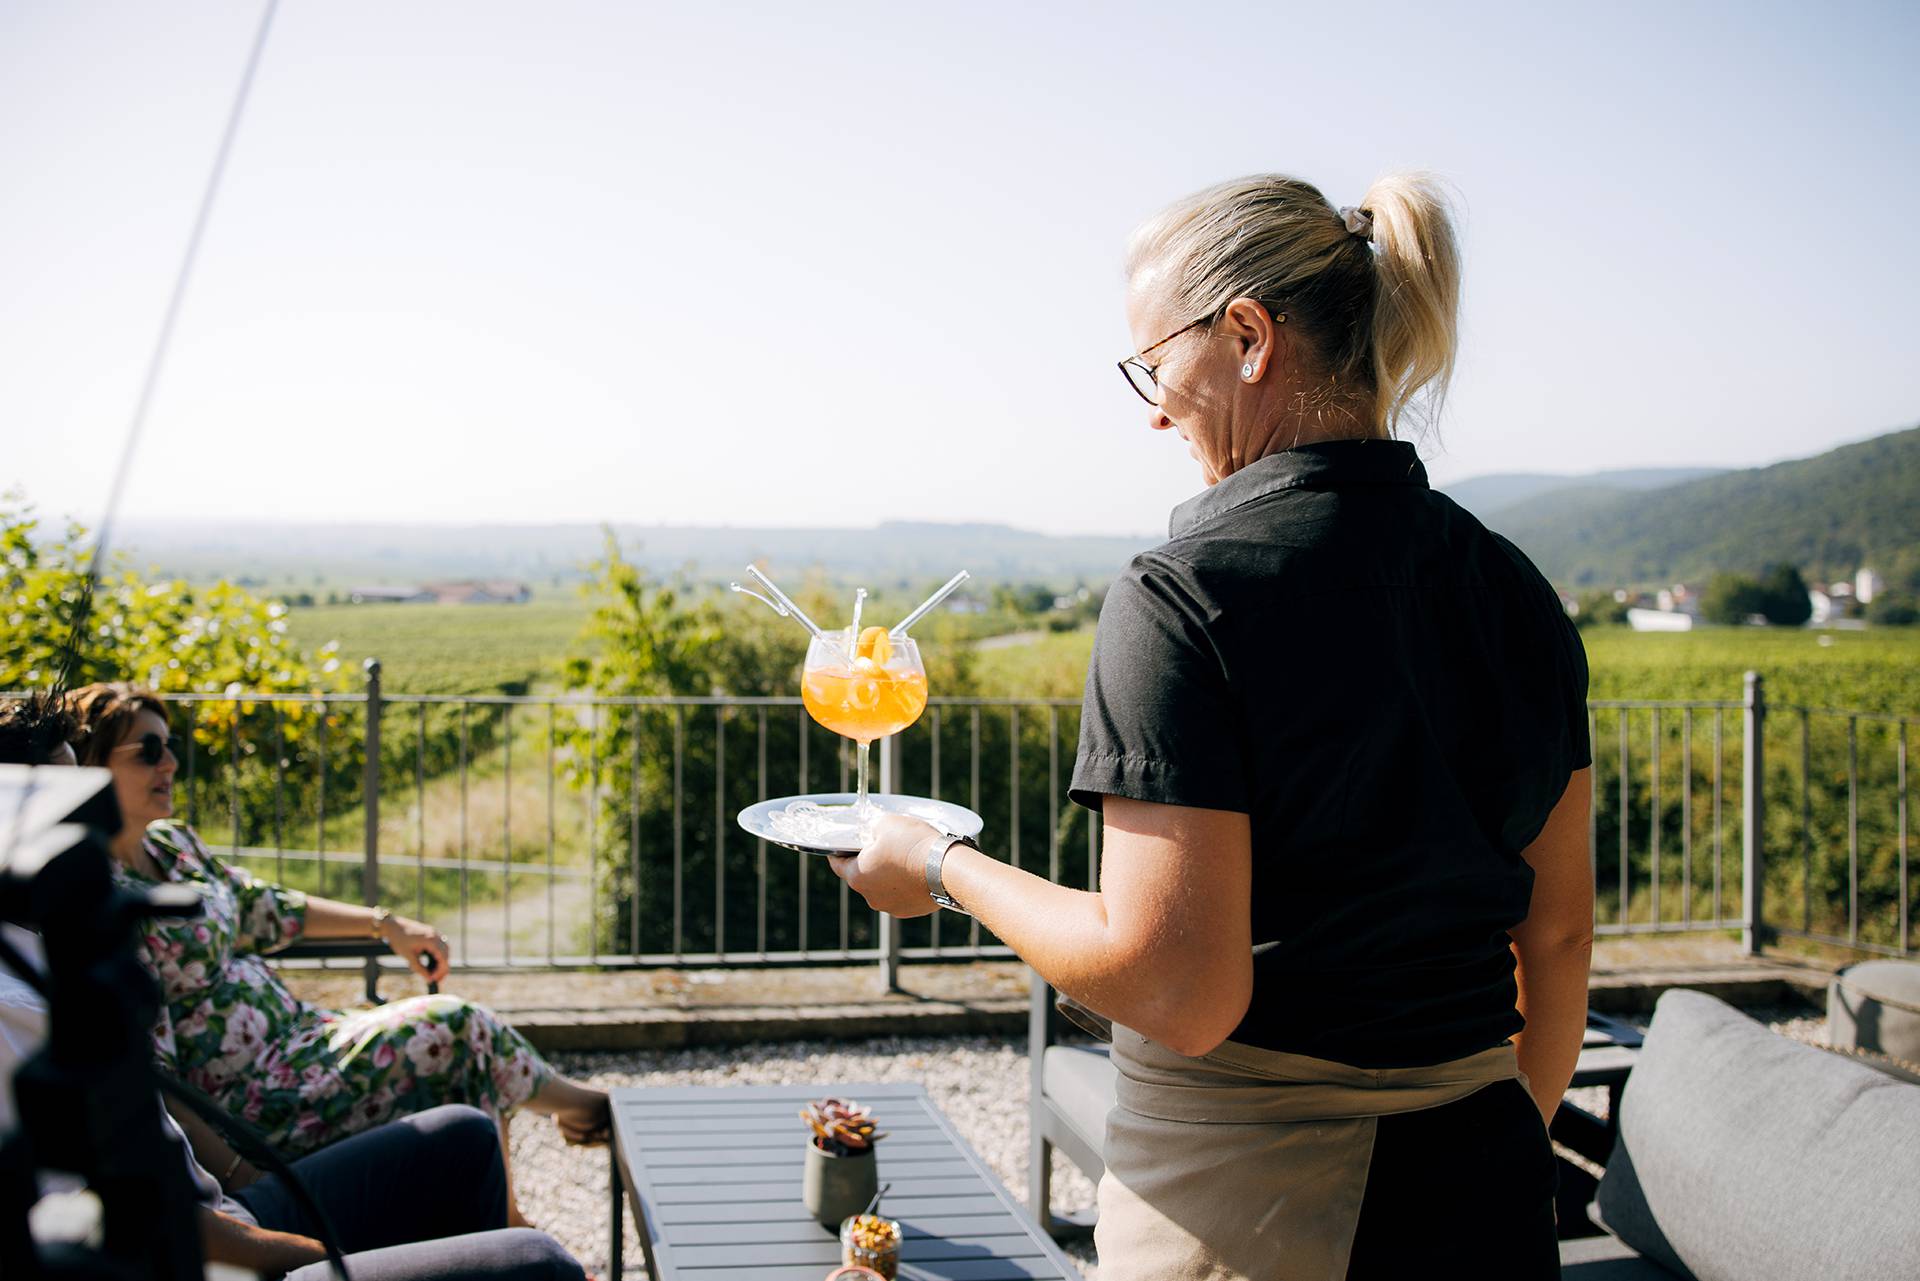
xmin=68 ymin=682 xmax=172 ymax=768
xmin=0 ymin=693 xmax=81 ymax=766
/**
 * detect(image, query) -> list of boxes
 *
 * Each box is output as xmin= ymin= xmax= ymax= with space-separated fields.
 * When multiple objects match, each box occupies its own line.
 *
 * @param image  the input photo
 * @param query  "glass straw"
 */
xmin=730 ymin=566 xmax=848 ymax=661
xmin=889 ymin=570 xmax=971 ymax=639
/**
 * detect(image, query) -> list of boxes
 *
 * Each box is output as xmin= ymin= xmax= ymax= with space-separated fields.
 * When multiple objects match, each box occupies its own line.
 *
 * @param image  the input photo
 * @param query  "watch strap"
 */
xmin=924 ymin=833 xmax=977 ymax=915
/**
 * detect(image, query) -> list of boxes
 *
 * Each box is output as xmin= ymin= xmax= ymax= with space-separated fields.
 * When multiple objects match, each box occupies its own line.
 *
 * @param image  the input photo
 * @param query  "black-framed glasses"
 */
xmin=114 ymin=732 xmax=183 ymax=767
xmin=1116 ymin=303 xmax=1286 ymax=407
xmin=1117 ymin=316 xmax=1213 ymax=407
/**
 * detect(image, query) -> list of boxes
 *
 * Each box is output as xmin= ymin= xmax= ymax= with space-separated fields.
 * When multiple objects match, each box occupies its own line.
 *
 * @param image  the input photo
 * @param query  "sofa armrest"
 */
xmin=274 ymin=938 xmax=438 ymax=1003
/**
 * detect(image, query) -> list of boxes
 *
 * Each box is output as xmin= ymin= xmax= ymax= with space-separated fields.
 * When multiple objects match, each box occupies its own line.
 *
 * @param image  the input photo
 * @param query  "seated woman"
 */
xmin=69 ymin=682 xmax=610 ymax=1228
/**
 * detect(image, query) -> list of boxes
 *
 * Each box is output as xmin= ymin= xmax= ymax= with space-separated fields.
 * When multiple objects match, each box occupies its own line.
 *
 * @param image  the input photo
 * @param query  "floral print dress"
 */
xmin=122 ymin=821 xmax=550 ymax=1155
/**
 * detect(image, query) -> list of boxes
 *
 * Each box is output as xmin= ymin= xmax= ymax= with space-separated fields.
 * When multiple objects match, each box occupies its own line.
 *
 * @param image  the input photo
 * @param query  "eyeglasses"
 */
xmin=1116 ymin=304 xmax=1287 ymax=406
xmin=114 ymin=733 xmax=183 ymax=767
xmin=1117 ymin=316 xmax=1212 ymax=407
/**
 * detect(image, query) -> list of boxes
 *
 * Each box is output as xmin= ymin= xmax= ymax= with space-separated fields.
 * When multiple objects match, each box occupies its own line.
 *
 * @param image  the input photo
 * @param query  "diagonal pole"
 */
xmin=54 ymin=0 xmax=281 ymax=692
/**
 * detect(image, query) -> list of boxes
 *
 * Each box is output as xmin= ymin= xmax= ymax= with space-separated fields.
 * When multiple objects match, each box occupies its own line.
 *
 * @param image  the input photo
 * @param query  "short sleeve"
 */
xmin=161 ymin=823 xmax=309 ymax=953
xmin=1069 ymin=553 xmax=1249 ymax=814
xmin=227 ymin=859 xmax=308 ymax=954
xmin=1559 ymin=611 xmax=1593 ymax=771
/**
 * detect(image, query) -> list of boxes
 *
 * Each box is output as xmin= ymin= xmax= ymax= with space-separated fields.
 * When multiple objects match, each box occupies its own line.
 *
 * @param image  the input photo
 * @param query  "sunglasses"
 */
xmin=114 ymin=732 xmax=184 ymax=767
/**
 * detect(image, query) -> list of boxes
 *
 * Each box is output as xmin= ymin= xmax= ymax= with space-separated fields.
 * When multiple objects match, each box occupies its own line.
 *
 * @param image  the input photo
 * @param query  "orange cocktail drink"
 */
xmin=802 ymin=627 xmax=928 ymax=744
xmin=802 ymin=625 xmax=927 ymax=817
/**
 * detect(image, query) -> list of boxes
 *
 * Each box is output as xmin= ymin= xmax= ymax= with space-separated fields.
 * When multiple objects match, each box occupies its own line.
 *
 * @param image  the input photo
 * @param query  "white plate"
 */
xmin=736 ymin=792 xmax=984 ymax=855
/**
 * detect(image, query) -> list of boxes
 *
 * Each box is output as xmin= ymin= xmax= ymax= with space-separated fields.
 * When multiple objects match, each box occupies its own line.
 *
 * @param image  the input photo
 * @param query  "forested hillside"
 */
xmin=1484 ymin=426 xmax=1920 ymax=587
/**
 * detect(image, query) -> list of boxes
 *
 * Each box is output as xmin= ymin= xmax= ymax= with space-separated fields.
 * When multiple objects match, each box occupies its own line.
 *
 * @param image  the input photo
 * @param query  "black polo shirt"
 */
xmin=1070 ymin=439 xmax=1590 ymax=1069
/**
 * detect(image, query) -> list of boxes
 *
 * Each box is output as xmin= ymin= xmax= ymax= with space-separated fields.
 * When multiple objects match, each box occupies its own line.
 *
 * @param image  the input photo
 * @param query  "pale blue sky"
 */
xmin=4 ymin=0 xmax=1916 ymax=535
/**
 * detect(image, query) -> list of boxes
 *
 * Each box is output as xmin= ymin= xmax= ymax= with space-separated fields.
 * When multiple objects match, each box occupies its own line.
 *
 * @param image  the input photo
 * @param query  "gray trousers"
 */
xmin=234 ymin=1104 xmax=582 ymax=1281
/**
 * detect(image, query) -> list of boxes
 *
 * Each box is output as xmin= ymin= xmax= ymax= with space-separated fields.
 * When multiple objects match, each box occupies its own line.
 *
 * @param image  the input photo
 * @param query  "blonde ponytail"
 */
xmin=1357 ymin=171 xmax=1461 ymax=436
xmin=1127 ymin=170 xmax=1463 ymax=439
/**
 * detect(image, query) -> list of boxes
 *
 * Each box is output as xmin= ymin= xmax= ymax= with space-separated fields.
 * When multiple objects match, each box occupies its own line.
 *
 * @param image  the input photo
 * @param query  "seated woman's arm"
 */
xmin=200 ymin=1207 xmax=325 ymax=1276
xmin=1508 ymin=766 xmax=1595 ymax=1124
xmin=837 ymin=798 xmax=1253 ymax=1057
xmin=177 ymin=824 xmax=445 ymax=981
xmin=299 ymin=896 xmax=449 ymax=982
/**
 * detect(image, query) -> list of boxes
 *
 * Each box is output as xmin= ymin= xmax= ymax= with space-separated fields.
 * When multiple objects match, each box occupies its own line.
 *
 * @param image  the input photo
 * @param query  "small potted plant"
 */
xmin=799 ymin=1097 xmax=886 ymax=1228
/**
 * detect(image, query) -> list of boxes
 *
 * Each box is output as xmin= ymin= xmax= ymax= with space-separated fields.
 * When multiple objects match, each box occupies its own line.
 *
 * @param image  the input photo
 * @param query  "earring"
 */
xmin=1241 ymin=363 xmax=1254 ymax=379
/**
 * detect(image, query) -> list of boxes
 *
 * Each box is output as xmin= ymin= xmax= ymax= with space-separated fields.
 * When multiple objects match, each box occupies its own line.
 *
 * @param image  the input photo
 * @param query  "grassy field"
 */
xmin=1580 ymin=627 xmax=1918 ymax=713
xmin=287 ymin=601 xmax=593 ymax=693
xmin=282 ymin=597 xmax=1919 ymax=711
xmin=973 ymin=625 xmax=1920 ymax=713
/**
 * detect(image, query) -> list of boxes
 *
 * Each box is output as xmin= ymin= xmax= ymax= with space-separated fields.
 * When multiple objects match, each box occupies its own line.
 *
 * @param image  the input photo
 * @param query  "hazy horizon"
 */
xmin=6 ymin=1 xmax=1917 ymax=535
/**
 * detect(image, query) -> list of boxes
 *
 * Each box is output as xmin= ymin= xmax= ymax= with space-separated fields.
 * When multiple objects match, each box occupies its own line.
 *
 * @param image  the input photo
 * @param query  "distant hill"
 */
xmin=1441 ymin=466 xmax=1725 ymax=520
xmin=117 ymin=428 xmax=1920 ymax=594
xmin=116 ymin=519 xmax=1159 ymax=589
xmin=1482 ymin=426 xmax=1920 ymax=587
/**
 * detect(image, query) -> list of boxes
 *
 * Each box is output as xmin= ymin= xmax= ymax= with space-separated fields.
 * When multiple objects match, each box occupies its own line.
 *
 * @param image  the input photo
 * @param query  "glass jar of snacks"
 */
xmin=838 ymin=1214 xmax=901 ymax=1279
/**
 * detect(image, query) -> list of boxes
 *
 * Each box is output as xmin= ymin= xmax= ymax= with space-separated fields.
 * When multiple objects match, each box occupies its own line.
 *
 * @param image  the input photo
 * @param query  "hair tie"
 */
xmin=1339 ymin=206 xmax=1374 ymax=242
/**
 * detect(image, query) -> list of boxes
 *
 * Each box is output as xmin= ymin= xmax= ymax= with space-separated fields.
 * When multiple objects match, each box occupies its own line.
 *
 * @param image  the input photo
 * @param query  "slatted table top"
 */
xmin=610 ymin=1082 xmax=1083 ymax=1281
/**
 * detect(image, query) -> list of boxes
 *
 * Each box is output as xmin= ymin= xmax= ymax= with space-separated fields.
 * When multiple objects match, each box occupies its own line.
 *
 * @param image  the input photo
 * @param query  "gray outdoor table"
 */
xmin=610 ymin=1082 xmax=1084 ymax=1281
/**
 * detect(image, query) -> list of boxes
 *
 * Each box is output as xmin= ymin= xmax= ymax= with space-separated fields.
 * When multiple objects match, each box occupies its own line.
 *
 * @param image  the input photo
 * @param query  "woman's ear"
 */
xmin=1220 ymin=296 xmax=1287 ymax=381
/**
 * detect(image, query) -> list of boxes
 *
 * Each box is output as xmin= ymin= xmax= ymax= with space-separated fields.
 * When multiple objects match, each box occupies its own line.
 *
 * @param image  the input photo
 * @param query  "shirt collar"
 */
xmin=1167 ymin=438 xmax=1428 ymax=538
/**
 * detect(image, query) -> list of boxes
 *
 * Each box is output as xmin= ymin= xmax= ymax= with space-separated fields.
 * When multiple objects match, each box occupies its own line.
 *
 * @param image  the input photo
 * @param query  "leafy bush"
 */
xmin=1701 ymin=564 xmax=1812 ymax=626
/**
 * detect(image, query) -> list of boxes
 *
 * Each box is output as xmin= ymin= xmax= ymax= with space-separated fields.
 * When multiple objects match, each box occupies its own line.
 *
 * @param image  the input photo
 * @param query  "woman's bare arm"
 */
xmin=1508 ymin=767 xmax=1595 ymax=1124
xmin=200 ymin=1208 xmax=326 ymax=1275
xmin=299 ymin=896 xmax=448 ymax=982
xmin=833 ymin=798 xmax=1253 ymax=1057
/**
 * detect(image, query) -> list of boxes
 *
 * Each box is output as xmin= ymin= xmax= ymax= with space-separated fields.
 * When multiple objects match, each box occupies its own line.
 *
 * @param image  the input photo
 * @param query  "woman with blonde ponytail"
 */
xmin=832 ymin=173 xmax=1592 ymax=1279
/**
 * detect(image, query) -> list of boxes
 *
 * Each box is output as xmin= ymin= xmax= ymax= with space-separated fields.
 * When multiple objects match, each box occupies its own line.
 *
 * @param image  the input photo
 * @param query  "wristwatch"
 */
xmin=369 ymin=905 xmax=391 ymax=938
xmin=924 ymin=833 xmax=978 ymax=915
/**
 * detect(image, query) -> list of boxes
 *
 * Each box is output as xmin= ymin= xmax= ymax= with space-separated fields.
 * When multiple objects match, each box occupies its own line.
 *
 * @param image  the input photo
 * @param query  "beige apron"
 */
xmin=1093 ymin=1023 xmax=1526 ymax=1281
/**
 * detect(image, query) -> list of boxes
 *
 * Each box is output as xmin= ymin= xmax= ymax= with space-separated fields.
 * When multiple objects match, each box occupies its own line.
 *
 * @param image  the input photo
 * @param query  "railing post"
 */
xmin=1742 ymin=671 xmax=1765 ymax=956
xmin=877 ymin=733 xmax=901 ymax=991
xmin=362 ymin=659 xmax=382 ymax=996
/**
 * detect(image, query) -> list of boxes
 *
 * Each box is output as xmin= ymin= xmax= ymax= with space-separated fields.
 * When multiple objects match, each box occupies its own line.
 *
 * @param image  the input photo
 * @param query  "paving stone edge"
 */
xmin=507 ymin=972 xmax=1827 ymax=1052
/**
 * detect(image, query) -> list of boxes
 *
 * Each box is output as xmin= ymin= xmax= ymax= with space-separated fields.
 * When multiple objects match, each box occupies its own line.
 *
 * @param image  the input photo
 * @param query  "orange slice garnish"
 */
xmin=856 ymin=626 xmax=892 ymax=666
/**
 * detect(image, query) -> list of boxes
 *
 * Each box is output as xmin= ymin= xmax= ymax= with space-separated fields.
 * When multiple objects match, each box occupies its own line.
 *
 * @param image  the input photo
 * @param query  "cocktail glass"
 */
xmin=801 ymin=628 xmax=928 ymax=820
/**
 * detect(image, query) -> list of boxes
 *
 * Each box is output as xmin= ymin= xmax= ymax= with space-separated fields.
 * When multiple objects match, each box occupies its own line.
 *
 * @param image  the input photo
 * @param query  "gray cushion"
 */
xmin=1827 ymin=959 xmax=1920 ymax=1063
xmin=1596 ymin=989 xmax=1920 ymax=1281
xmin=1559 ymin=1231 xmax=1680 ymax=1279
xmin=1041 ymin=1043 xmax=1117 ymax=1152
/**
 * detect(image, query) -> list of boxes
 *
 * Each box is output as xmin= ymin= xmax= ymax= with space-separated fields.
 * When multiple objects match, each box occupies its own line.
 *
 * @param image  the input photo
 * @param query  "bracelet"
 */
xmin=369 ymin=906 xmax=391 ymax=938
xmin=220 ymin=1152 xmax=245 ymax=1183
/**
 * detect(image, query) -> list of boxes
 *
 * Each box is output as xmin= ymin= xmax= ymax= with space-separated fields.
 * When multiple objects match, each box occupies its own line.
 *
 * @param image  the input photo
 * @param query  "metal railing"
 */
xmin=13 ymin=665 xmax=1914 ymax=980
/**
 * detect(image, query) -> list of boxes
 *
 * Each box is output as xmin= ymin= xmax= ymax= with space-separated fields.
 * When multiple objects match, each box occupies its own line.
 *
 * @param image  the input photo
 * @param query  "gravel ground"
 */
xmin=516 ymin=1010 xmax=1829 ymax=1280
xmin=512 ymin=1035 xmax=1101 ymax=1279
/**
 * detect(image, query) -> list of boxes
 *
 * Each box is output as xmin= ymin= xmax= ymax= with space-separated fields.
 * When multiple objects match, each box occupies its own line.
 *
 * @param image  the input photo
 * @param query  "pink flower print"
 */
xmin=355 ymin=1085 xmax=394 ymax=1129
xmin=176 ymin=1007 xmax=210 ymax=1041
xmin=298 ymin=1066 xmax=341 ymax=1104
xmin=371 ymin=1041 xmax=397 ymax=1070
xmin=490 ymin=1049 xmax=536 ymax=1104
xmin=265 ymin=1060 xmax=301 ymax=1090
xmin=242 ymin=1079 xmax=265 ymax=1122
xmin=281 ymin=918 xmax=300 ymax=940
xmin=219 ymin=1004 xmax=269 ymax=1062
xmin=465 ymin=1015 xmax=494 ymax=1064
xmin=294 ymin=1114 xmax=329 ymax=1144
xmin=193 ymin=925 xmax=211 ymax=945
xmin=404 ymin=1023 xmax=454 ymax=1075
xmin=162 ymin=960 xmax=207 ymax=998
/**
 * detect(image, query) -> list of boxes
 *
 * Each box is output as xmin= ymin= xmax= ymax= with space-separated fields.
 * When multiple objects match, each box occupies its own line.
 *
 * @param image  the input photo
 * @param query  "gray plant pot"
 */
xmin=801 ymin=1140 xmax=877 ymax=1229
